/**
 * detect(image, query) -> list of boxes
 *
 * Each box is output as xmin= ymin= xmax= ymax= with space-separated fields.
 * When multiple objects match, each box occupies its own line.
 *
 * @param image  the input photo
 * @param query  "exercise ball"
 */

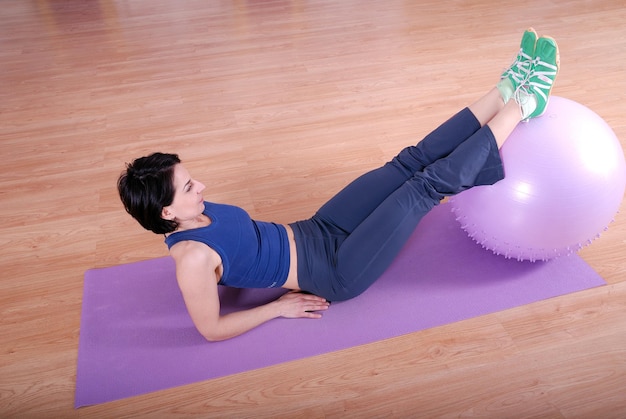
xmin=449 ymin=96 xmax=626 ymax=261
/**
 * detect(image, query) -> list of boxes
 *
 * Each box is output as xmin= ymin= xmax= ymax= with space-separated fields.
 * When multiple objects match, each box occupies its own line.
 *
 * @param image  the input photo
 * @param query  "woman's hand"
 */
xmin=274 ymin=291 xmax=330 ymax=319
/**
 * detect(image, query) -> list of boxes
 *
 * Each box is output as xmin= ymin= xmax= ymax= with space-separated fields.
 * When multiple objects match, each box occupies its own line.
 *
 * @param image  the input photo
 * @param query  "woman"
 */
xmin=118 ymin=29 xmax=559 ymax=341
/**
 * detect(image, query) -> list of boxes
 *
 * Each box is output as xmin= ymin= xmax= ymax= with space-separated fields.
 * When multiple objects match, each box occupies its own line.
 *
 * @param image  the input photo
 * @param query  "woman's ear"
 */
xmin=161 ymin=206 xmax=175 ymax=220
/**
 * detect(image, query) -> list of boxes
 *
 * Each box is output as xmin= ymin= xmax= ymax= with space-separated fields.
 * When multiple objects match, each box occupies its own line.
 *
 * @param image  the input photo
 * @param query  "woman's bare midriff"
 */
xmin=282 ymin=224 xmax=300 ymax=290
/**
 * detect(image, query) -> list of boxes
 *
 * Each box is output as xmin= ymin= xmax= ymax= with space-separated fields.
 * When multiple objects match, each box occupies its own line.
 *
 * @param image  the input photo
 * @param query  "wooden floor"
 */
xmin=2 ymin=0 xmax=625 ymax=417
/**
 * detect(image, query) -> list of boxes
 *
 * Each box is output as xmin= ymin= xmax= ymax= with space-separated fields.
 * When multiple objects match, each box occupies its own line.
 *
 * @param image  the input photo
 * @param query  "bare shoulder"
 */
xmin=169 ymin=240 xmax=221 ymax=275
xmin=168 ymin=240 xmax=223 ymax=339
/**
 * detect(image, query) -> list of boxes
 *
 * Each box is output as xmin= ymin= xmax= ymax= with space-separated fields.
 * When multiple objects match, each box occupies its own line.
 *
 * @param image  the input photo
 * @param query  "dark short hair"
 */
xmin=117 ymin=152 xmax=181 ymax=234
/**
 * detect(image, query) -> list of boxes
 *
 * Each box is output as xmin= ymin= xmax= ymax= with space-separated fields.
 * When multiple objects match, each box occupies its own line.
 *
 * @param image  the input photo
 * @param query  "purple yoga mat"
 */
xmin=75 ymin=204 xmax=605 ymax=407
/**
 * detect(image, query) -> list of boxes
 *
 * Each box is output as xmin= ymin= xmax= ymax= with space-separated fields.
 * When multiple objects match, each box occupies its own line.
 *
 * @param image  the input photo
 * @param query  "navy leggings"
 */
xmin=289 ymin=108 xmax=505 ymax=301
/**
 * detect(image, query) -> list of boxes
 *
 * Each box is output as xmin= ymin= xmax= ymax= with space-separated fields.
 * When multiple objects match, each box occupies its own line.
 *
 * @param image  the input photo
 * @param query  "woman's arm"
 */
xmin=171 ymin=241 xmax=329 ymax=341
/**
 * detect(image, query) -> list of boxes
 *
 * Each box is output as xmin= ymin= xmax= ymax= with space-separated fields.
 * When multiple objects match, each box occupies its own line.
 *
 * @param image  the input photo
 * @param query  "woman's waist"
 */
xmin=282 ymin=224 xmax=300 ymax=290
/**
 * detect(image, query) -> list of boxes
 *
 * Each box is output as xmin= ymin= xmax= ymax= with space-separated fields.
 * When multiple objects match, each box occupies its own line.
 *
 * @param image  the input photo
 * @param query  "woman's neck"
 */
xmin=169 ymin=213 xmax=212 ymax=235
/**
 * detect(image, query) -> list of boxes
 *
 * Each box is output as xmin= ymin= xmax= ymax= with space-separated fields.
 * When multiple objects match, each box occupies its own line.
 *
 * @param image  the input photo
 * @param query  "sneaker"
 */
xmin=497 ymin=28 xmax=537 ymax=104
xmin=526 ymin=36 xmax=560 ymax=118
xmin=513 ymin=88 xmax=538 ymax=121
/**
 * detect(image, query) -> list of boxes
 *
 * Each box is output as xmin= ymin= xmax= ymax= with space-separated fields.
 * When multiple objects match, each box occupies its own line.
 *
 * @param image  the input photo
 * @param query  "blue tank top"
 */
xmin=164 ymin=202 xmax=290 ymax=288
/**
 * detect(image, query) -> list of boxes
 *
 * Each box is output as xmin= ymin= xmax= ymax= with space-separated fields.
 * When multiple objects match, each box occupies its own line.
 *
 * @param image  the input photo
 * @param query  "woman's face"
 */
xmin=161 ymin=164 xmax=206 ymax=224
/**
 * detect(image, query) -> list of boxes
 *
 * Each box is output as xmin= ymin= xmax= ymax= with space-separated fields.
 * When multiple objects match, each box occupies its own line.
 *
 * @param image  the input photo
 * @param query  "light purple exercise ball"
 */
xmin=450 ymin=96 xmax=626 ymax=261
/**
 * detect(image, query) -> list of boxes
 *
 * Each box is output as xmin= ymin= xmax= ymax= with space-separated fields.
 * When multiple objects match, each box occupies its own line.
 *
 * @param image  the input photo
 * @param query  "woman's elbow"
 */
xmin=197 ymin=326 xmax=231 ymax=342
xmin=201 ymin=333 xmax=228 ymax=342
